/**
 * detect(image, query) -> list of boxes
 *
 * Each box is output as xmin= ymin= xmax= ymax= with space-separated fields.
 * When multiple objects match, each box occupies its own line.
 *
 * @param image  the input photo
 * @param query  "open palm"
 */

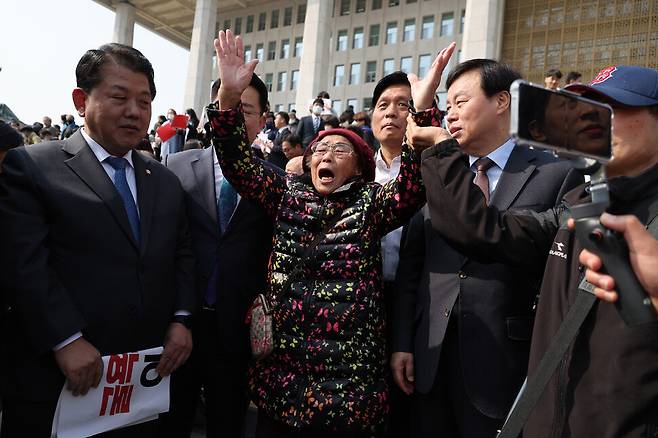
xmin=214 ymin=29 xmax=259 ymax=108
xmin=408 ymin=42 xmax=456 ymax=111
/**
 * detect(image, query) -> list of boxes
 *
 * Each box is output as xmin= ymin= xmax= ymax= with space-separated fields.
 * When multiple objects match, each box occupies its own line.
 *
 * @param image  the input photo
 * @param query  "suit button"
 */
xmin=444 ymin=308 xmax=450 ymax=317
xmin=458 ymin=271 xmax=467 ymax=279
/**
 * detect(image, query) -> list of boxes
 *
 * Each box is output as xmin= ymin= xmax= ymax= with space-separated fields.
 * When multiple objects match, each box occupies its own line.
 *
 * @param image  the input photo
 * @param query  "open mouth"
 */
xmin=449 ymin=127 xmax=462 ymax=136
xmin=318 ymin=168 xmax=335 ymax=184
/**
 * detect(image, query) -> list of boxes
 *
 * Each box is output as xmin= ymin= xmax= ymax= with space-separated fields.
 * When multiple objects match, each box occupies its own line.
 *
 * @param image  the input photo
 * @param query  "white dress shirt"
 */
xmin=468 ymin=138 xmax=515 ymax=198
xmin=375 ymin=149 xmax=403 ymax=282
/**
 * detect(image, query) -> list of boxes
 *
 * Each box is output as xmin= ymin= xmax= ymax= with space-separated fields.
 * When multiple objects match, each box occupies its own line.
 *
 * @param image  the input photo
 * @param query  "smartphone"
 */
xmin=510 ymin=80 xmax=613 ymax=163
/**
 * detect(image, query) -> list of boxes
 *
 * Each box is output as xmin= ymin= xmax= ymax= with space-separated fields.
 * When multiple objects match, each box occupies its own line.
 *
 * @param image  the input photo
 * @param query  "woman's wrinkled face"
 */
xmin=310 ymin=134 xmax=361 ymax=196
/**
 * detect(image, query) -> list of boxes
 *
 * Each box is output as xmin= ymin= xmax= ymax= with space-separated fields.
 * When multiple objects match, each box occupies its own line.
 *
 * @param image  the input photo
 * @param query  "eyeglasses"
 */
xmin=310 ymin=141 xmax=355 ymax=158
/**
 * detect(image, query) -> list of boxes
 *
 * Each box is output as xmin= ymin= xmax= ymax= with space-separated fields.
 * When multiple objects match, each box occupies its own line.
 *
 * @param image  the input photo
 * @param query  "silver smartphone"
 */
xmin=510 ymin=80 xmax=613 ymax=163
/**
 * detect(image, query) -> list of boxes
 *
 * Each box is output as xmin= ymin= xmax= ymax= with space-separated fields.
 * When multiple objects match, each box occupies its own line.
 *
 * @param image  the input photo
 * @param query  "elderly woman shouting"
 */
xmin=208 ymin=30 xmax=454 ymax=437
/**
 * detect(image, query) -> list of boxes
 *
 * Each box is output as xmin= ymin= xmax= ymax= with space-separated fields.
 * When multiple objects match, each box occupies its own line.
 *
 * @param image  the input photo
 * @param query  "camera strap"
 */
xmin=496 ymin=286 xmax=597 ymax=438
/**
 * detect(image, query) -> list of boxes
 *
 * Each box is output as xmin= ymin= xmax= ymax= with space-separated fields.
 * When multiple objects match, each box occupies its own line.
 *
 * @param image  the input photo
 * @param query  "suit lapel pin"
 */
xmin=146 ymin=169 xmax=151 ymax=176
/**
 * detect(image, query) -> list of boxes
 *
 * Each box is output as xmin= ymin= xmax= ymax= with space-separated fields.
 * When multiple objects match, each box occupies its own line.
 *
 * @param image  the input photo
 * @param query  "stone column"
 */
xmin=113 ymin=1 xmax=136 ymax=46
xmin=461 ymin=0 xmax=506 ymax=61
xmin=183 ymin=0 xmax=217 ymax=116
xmin=294 ymin=0 xmax=332 ymax=113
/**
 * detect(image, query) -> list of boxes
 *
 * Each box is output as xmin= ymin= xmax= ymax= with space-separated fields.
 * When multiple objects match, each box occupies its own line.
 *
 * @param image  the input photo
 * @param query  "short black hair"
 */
xmin=323 ymin=116 xmax=340 ymax=129
xmin=566 ymin=71 xmax=581 ymax=83
xmin=372 ymin=71 xmax=411 ymax=106
xmin=545 ymin=68 xmax=562 ymax=79
xmin=446 ymin=59 xmax=522 ymax=98
xmin=317 ymin=91 xmax=330 ymax=99
xmin=212 ymin=74 xmax=269 ymax=113
xmin=312 ymin=98 xmax=325 ymax=107
xmin=76 ymin=43 xmax=156 ymax=99
xmin=282 ymin=133 xmax=301 ymax=146
xmin=276 ymin=111 xmax=290 ymax=123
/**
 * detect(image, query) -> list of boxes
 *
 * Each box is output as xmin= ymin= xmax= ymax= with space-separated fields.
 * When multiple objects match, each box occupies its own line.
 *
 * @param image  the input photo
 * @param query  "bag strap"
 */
xmin=497 ymin=287 xmax=597 ymax=438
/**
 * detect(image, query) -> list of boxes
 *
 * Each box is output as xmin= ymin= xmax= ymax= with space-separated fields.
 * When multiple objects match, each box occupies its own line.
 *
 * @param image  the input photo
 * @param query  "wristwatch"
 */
xmin=172 ymin=314 xmax=193 ymax=329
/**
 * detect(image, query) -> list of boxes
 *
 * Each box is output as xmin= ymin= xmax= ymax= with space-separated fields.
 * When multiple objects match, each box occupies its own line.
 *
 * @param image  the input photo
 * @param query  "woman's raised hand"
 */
xmin=214 ymin=29 xmax=259 ymax=110
xmin=407 ymin=42 xmax=456 ymax=111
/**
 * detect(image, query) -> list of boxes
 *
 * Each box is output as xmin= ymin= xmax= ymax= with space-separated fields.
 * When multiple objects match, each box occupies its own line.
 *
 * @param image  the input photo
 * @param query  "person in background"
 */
xmin=288 ymin=109 xmax=299 ymax=133
xmin=281 ymin=133 xmax=303 ymax=162
xmin=544 ymin=68 xmax=562 ymax=89
xmin=295 ymin=98 xmax=325 ymax=148
xmin=0 ymin=120 xmax=23 ymax=170
xmin=160 ymin=108 xmax=186 ymax=161
xmin=324 ymin=115 xmax=340 ymax=130
xmin=185 ymin=108 xmax=200 ymax=142
xmin=566 ymin=70 xmax=582 ymax=85
xmin=353 ymin=111 xmax=376 ymax=150
xmin=19 ymin=125 xmax=41 ymax=145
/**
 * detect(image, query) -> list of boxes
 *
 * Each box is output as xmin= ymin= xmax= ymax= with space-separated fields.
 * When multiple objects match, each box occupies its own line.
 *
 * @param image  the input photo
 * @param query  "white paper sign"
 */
xmin=51 ymin=346 xmax=169 ymax=438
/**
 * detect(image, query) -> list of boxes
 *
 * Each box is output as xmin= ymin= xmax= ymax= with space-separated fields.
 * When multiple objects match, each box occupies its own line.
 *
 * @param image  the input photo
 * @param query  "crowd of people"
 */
xmin=0 ymin=27 xmax=658 ymax=438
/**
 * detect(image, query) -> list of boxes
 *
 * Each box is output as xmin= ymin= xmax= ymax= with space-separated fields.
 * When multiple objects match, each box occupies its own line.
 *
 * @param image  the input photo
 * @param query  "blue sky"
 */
xmin=0 ymin=0 xmax=190 ymax=127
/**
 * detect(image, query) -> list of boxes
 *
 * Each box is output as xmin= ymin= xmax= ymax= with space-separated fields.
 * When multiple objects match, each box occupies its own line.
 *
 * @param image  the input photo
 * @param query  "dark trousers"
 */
xmin=383 ymin=281 xmax=412 ymax=437
xmin=0 ymin=397 xmax=158 ymax=438
xmin=255 ymin=413 xmax=371 ymax=438
xmin=412 ymin=315 xmax=502 ymax=438
xmin=158 ymin=307 xmax=249 ymax=438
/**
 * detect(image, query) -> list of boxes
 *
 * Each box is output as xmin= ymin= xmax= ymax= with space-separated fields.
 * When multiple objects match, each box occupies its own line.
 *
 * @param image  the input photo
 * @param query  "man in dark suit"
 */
xmin=266 ymin=111 xmax=291 ymax=169
xmin=392 ymin=59 xmax=583 ymax=437
xmin=159 ymin=74 xmax=276 ymax=438
xmin=294 ymin=98 xmax=325 ymax=148
xmin=0 ymin=43 xmax=195 ymax=438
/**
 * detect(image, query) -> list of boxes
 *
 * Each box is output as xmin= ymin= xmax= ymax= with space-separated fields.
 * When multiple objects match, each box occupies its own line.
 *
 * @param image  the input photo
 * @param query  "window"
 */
xmin=400 ymin=56 xmax=412 ymax=73
xmin=256 ymin=43 xmax=264 ymax=61
xmin=388 ymin=0 xmax=400 ymax=5
xmin=294 ymin=37 xmax=303 ymax=57
xmin=460 ymin=9 xmax=465 ymax=33
xmin=337 ymin=29 xmax=348 ymax=51
xmin=222 ymin=19 xmax=231 ymax=31
xmin=280 ymin=39 xmax=290 ymax=59
xmin=333 ymin=100 xmax=343 ymax=115
xmin=234 ymin=17 xmax=242 ymax=35
xmin=403 ymin=18 xmax=415 ymax=42
xmin=356 ymin=0 xmax=366 ymax=13
xmin=350 ymin=63 xmax=361 ymax=85
xmin=271 ymin=9 xmax=279 ymax=28
xmin=441 ymin=12 xmax=454 ymax=36
xmin=246 ymin=15 xmax=254 ymax=33
xmin=244 ymin=45 xmax=252 ymax=62
xmin=372 ymin=0 xmax=382 ymax=10
xmin=297 ymin=4 xmax=306 ymax=23
xmin=369 ymin=24 xmax=380 ymax=46
xmin=274 ymin=104 xmax=284 ymax=112
xmin=284 ymin=7 xmax=293 ymax=26
xmin=418 ymin=54 xmax=431 ymax=77
xmin=265 ymin=73 xmax=273 ymax=92
xmin=421 ymin=15 xmax=434 ymax=39
xmin=334 ymin=65 xmax=345 ymax=86
xmin=407 ymin=0 xmax=417 ymax=3
xmin=267 ymin=41 xmax=276 ymax=60
xmin=258 ymin=12 xmax=266 ymax=31
xmin=366 ymin=61 xmax=377 ymax=82
xmin=277 ymin=71 xmax=287 ymax=92
xmin=383 ymin=58 xmax=395 ymax=76
xmin=386 ymin=22 xmax=397 ymax=44
xmin=291 ymin=70 xmax=300 ymax=91
xmin=363 ymin=97 xmax=373 ymax=110
xmin=288 ymin=103 xmax=296 ymax=112
xmin=347 ymin=98 xmax=358 ymax=111
xmin=340 ymin=0 xmax=350 ymax=15
xmin=353 ymin=27 xmax=364 ymax=49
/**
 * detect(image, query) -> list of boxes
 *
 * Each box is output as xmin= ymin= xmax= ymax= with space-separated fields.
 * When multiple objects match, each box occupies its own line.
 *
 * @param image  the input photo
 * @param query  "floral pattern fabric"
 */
xmin=208 ymin=104 xmax=440 ymax=432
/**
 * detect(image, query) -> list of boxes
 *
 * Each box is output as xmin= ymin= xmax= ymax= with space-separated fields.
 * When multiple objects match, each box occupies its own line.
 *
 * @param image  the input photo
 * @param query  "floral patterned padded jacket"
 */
xmin=208 ymin=105 xmax=440 ymax=432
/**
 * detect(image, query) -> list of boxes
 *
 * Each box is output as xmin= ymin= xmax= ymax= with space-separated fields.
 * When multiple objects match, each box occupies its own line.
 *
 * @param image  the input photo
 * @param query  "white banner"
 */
xmin=51 ymin=346 xmax=169 ymax=438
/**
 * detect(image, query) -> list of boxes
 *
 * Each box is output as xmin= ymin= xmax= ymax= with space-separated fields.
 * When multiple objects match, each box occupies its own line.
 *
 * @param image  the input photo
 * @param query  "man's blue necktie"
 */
xmin=218 ymin=179 xmax=237 ymax=235
xmin=105 ymin=156 xmax=140 ymax=244
xmin=204 ymin=179 xmax=238 ymax=306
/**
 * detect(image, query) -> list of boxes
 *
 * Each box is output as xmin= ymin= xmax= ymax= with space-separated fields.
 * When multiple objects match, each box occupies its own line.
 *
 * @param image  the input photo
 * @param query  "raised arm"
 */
xmin=209 ymin=29 xmax=286 ymax=220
